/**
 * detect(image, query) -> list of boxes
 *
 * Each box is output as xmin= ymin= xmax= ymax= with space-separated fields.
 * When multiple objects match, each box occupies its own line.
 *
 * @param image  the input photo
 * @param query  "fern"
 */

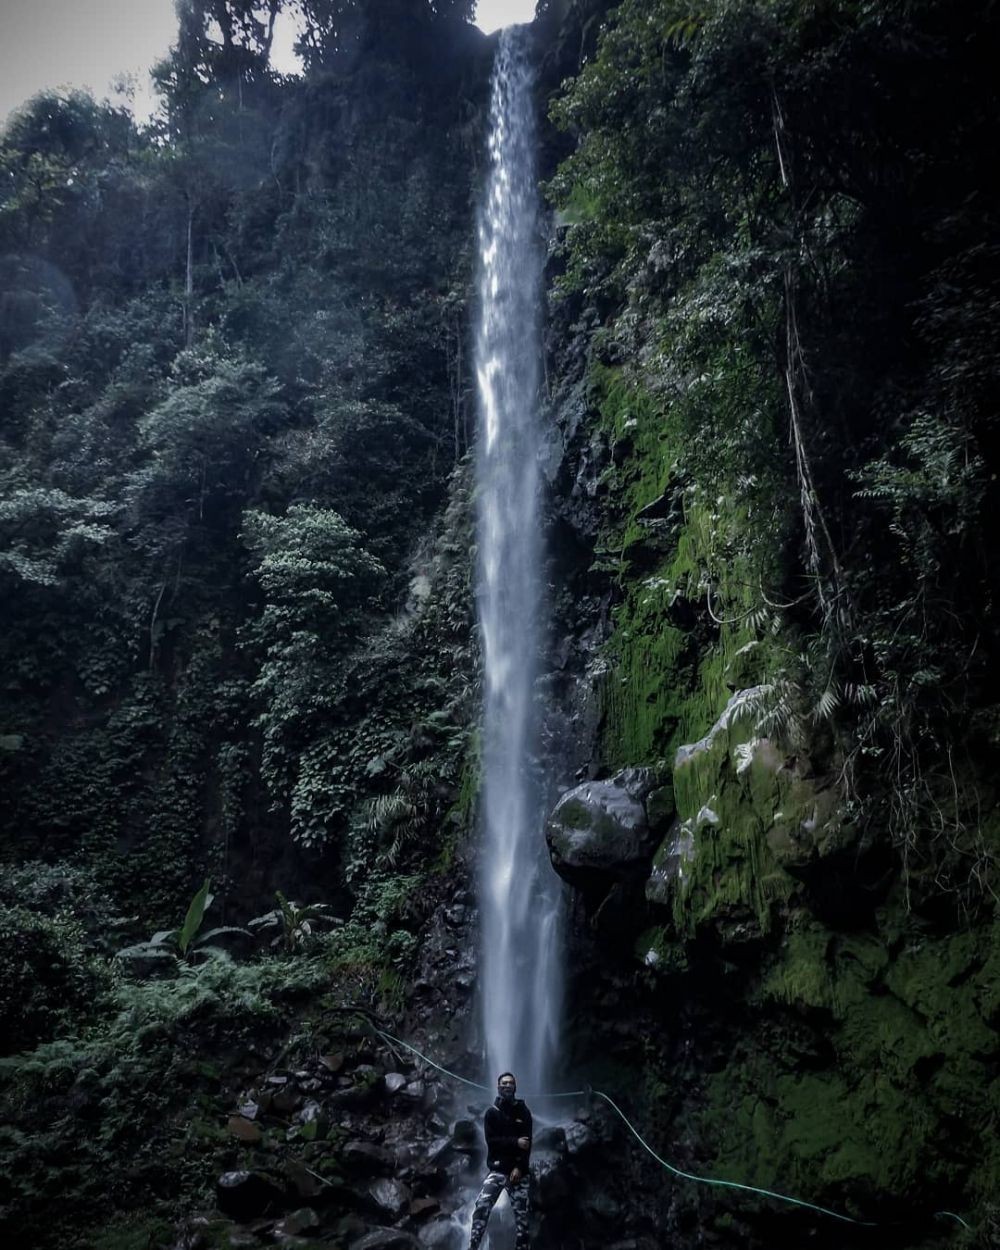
xmin=813 ymin=684 xmax=841 ymax=723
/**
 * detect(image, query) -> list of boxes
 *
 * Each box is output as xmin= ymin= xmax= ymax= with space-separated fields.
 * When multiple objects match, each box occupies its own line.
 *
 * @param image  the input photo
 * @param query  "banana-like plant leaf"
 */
xmin=178 ymin=879 xmax=212 ymax=955
xmin=248 ymin=910 xmax=280 ymax=930
xmin=197 ymin=926 xmax=253 ymax=945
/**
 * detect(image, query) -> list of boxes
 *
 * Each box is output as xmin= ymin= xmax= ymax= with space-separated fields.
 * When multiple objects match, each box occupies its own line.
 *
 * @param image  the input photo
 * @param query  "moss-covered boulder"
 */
xmin=645 ymin=820 xmax=695 ymax=907
xmin=662 ymin=689 xmax=861 ymax=944
xmin=546 ymin=767 xmax=672 ymax=890
xmin=697 ymin=914 xmax=1000 ymax=1216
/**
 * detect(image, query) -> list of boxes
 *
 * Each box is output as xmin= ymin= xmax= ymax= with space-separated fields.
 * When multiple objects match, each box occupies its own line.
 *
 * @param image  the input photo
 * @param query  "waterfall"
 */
xmin=474 ymin=27 xmax=561 ymax=1098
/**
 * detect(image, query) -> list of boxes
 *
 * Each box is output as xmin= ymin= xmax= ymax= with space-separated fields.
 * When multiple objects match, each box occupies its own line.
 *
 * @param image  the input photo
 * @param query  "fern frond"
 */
xmin=814 ymin=684 xmax=841 ymax=722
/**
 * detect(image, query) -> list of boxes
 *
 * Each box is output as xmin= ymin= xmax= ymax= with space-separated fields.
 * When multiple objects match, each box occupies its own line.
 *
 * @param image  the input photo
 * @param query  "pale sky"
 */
xmin=0 ymin=0 xmax=538 ymax=127
xmin=475 ymin=0 xmax=536 ymax=33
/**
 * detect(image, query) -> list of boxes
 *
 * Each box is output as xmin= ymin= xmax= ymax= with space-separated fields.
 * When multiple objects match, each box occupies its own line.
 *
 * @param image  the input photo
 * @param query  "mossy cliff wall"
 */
xmin=545 ymin=350 xmax=1000 ymax=1246
xmin=538 ymin=2 xmax=1000 ymax=1240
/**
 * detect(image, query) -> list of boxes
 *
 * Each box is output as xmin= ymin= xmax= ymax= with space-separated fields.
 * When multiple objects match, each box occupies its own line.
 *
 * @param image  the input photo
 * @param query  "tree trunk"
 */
xmin=184 ymin=201 xmax=195 ymax=347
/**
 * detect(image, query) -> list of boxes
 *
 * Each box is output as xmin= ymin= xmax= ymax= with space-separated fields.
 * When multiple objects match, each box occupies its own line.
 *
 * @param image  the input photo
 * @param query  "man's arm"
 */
xmin=517 ymin=1107 xmax=533 ymax=1157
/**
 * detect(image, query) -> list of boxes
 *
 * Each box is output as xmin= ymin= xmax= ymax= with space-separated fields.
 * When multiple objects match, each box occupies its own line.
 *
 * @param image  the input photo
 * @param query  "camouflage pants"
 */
xmin=468 ymin=1170 xmax=530 ymax=1250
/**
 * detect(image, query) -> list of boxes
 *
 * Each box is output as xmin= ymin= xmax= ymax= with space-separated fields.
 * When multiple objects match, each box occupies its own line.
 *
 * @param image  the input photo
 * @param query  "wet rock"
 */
xmin=367 ymin=1177 xmax=411 ymax=1218
xmin=295 ymin=1099 xmax=327 ymax=1138
xmin=645 ymin=820 xmax=695 ymax=906
xmin=584 ymin=1189 xmax=623 ymax=1223
xmin=216 ymin=1171 xmax=285 ymax=1221
xmin=674 ymin=687 xmax=768 ymax=768
xmin=417 ymin=1221 xmax=463 ymax=1250
xmin=271 ymin=1086 xmax=305 ymax=1116
xmin=283 ymin=1159 xmax=326 ymax=1201
xmin=532 ymin=1149 xmax=572 ymax=1208
xmin=227 ymin=1115 xmax=263 ymax=1144
xmin=222 ymin=1231 xmax=258 ymax=1250
xmin=532 ymin=1125 xmax=566 ymax=1153
xmin=409 ymin=1197 xmax=439 ymax=1220
xmin=278 ymin=1208 xmax=320 ymax=1237
xmin=412 ymin=1164 xmax=448 ymax=1192
xmin=342 ymin=1141 xmax=393 ymax=1173
xmin=416 ymin=1136 xmax=451 ymax=1169
xmin=384 ymin=1072 xmax=408 ymax=1095
xmin=172 ymin=1215 xmax=216 ymax=1250
xmin=448 ymin=1118 xmax=477 ymax=1150
xmin=328 ymin=1084 xmax=377 ymax=1112
xmin=645 ymin=784 xmax=675 ymax=827
xmin=670 ymin=691 xmax=866 ymax=935
xmin=445 ymin=1155 xmax=477 ymax=1181
xmin=401 ymin=1080 xmax=425 ymax=1104
xmin=350 ymin=1230 xmax=420 ymax=1250
xmin=765 ymin=766 xmax=854 ymax=869
xmin=564 ymin=1119 xmax=598 ymax=1155
xmin=546 ymin=768 xmax=665 ymax=888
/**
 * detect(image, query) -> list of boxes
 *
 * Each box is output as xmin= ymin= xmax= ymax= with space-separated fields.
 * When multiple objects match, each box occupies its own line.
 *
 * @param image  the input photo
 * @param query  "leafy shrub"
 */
xmin=115 ymin=879 xmax=253 ymax=977
xmin=0 ymin=904 xmax=108 ymax=1053
xmin=249 ymin=890 xmax=338 ymax=952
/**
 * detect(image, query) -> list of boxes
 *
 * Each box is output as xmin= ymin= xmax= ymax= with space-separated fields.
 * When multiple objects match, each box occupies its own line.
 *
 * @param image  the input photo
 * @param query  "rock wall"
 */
xmin=535 ymin=260 xmax=1000 ymax=1249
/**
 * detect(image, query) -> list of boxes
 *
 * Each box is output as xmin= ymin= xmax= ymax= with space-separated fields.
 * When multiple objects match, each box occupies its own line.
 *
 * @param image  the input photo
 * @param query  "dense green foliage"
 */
xmin=2 ymin=0 xmax=999 ymax=1245
xmin=0 ymin=9 xmax=486 ymax=1243
xmin=545 ymin=0 xmax=1000 ymax=1238
xmin=0 ymin=0 xmax=484 ymax=925
xmin=549 ymin=0 xmax=1000 ymax=905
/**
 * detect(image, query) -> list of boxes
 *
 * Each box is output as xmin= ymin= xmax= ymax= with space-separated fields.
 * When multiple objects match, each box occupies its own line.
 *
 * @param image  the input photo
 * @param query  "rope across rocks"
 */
xmin=372 ymin=1027 xmax=972 ymax=1235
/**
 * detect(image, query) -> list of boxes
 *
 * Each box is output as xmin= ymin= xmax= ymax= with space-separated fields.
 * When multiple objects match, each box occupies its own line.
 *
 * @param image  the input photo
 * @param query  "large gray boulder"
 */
xmin=546 ymin=768 xmax=671 ymax=889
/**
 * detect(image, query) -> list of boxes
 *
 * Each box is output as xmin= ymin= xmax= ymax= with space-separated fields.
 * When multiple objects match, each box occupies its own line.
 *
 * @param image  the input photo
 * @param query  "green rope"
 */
xmin=936 ymin=1211 xmax=973 ymax=1231
xmin=376 ymin=1028 xmax=493 ymax=1092
xmin=374 ymin=1028 xmax=973 ymax=1235
xmin=590 ymin=1087 xmax=875 ymax=1227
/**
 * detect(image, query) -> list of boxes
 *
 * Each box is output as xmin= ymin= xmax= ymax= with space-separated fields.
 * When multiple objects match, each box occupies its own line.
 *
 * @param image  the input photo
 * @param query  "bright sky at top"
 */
xmin=474 ymin=1 xmax=537 ymax=33
xmin=0 ymin=1 xmax=538 ymax=127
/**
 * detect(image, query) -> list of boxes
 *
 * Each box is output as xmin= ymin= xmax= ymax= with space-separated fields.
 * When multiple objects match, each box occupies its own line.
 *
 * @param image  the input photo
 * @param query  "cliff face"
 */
xmin=1 ymin=2 xmax=999 ymax=1248
xmin=540 ymin=335 xmax=1000 ymax=1242
xmin=533 ymin=1 xmax=1000 ymax=1244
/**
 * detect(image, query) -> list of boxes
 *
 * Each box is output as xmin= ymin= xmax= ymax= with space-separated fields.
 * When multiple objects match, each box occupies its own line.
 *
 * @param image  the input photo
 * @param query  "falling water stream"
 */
xmin=474 ymin=27 xmax=561 ymax=1098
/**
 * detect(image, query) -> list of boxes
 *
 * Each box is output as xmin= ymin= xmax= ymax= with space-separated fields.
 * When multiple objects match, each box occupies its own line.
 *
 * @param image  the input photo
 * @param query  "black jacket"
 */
xmin=484 ymin=1096 xmax=532 ymax=1175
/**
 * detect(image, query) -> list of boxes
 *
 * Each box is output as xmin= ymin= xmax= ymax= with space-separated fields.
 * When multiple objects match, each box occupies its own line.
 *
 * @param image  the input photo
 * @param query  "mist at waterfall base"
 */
xmin=474 ymin=28 xmax=563 ymax=1101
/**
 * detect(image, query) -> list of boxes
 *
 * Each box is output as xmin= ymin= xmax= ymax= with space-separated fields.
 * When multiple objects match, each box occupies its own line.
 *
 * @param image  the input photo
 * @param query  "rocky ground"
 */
xmin=167 ymin=1022 xmax=621 ymax=1250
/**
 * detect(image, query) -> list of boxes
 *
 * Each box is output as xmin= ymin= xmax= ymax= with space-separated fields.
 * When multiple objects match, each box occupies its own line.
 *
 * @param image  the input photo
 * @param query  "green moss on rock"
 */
xmin=694 ymin=910 xmax=1000 ymax=1214
xmin=585 ymin=359 xmax=1000 ymax=1230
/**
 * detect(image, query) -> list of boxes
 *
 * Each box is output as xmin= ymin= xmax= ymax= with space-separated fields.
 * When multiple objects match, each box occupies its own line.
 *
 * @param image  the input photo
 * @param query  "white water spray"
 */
xmin=475 ymin=27 xmax=561 ymax=1098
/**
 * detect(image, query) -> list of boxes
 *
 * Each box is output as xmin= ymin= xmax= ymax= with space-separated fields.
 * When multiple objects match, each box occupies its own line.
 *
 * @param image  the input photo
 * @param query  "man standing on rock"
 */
xmin=469 ymin=1072 xmax=532 ymax=1250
